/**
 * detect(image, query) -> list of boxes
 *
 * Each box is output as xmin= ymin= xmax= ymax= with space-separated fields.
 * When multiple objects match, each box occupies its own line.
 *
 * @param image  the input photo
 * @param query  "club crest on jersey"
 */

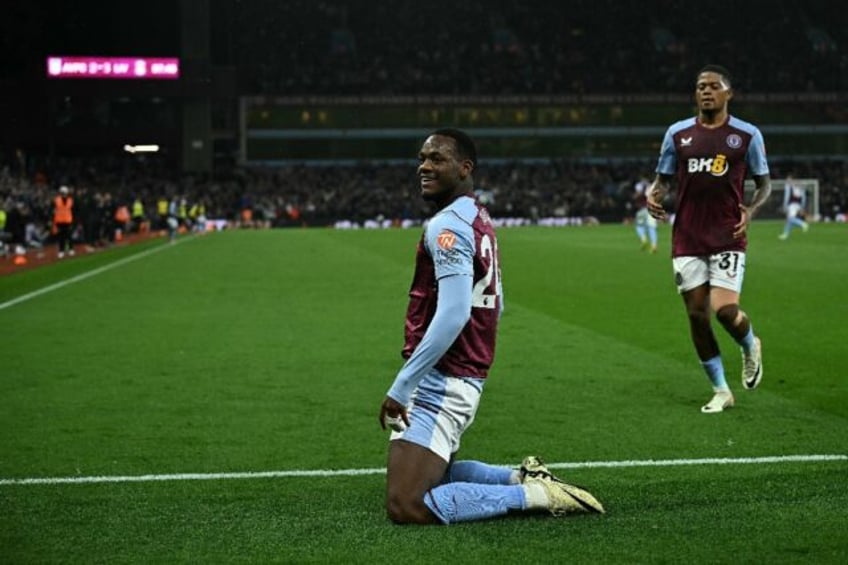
xmin=437 ymin=229 xmax=457 ymax=250
xmin=726 ymin=134 xmax=742 ymax=149
xmin=687 ymin=154 xmax=729 ymax=177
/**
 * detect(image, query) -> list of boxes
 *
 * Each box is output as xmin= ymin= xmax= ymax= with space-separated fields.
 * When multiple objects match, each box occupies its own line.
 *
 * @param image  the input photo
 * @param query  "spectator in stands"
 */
xmin=4 ymin=201 xmax=28 ymax=258
xmin=230 ymin=1 xmax=848 ymax=95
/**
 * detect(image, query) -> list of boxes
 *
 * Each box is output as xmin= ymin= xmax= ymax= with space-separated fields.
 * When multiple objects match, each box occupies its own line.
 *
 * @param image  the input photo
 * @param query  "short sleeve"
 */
xmin=656 ymin=127 xmax=677 ymax=176
xmin=746 ymin=128 xmax=770 ymax=177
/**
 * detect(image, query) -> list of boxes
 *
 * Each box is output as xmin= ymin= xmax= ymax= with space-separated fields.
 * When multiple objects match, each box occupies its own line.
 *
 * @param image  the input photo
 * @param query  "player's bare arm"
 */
xmin=734 ymin=174 xmax=772 ymax=239
xmin=646 ymin=174 xmax=672 ymax=221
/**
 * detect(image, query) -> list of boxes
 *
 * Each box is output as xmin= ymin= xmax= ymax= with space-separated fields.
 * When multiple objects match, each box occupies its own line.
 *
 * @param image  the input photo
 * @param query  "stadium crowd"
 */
xmin=233 ymin=0 xmax=847 ymax=95
xmin=2 ymin=1 xmax=847 ymax=258
xmin=2 ymin=153 xmax=846 ymax=256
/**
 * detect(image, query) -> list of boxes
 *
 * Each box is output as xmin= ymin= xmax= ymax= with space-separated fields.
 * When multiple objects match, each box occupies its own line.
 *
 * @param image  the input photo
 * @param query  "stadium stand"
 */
xmin=230 ymin=0 xmax=848 ymax=95
xmin=1 ymin=0 xmax=846 ymax=262
xmin=2 ymin=154 xmax=845 ymax=243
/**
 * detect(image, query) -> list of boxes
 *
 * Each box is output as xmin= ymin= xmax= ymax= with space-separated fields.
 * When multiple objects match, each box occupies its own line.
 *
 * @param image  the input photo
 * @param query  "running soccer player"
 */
xmin=378 ymin=128 xmax=604 ymax=524
xmin=778 ymin=174 xmax=810 ymax=240
xmin=634 ymin=176 xmax=659 ymax=253
xmin=646 ymin=65 xmax=770 ymax=414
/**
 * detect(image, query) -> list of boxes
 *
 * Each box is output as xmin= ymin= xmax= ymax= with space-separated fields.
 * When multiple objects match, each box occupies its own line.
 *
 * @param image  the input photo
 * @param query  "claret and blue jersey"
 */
xmin=403 ymin=194 xmax=502 ymax=379
xmin=657 ymin=115 xmax=769 ymax=256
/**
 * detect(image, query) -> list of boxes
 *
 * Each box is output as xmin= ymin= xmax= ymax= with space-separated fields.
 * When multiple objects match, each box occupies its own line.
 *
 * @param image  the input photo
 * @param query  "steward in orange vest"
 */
xmin=54 ymin=185 xmax=75 ymax=257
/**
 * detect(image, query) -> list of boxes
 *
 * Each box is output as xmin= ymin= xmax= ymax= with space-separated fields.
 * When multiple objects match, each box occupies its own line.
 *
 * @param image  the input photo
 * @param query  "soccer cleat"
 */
xmin=778 ymin=233 xmax=788 ymax=240
xmin=519 ymin=455 xmax=556 ymax=483
xmin=524 ymin=475 xmax=605 ymax=515
xmin=742 ymin=337 xmax=763 ymax=390
xmin=701 ymin=390 xmax=735 ymax=414
xmin=520 ymin=456 xmax=605 ymax=515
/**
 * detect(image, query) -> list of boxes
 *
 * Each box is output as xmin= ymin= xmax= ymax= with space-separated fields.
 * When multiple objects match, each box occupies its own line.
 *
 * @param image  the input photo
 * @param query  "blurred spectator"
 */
xmin=1 ymin=153 xmax=844 ymax=240
xmin=232 ymin=1 xmax=848 ymax=95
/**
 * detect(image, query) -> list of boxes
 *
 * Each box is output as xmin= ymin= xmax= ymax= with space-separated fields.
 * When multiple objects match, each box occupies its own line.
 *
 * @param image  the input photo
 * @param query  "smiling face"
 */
xmin=416 ymin=134 xmax=474 ymax=204
xmin=695 ymin=71 xmax=733 ymax=118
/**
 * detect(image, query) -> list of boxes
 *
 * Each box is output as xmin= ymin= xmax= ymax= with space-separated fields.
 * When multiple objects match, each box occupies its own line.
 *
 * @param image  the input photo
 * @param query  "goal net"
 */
xmin=744 ymin=178 xmax=819 ymax=221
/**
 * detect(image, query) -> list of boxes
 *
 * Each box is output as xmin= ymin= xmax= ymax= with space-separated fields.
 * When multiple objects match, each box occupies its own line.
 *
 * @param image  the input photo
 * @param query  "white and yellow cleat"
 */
xmin=520 ymin=456 xmax=605 ymax=515
xmin=524 ymin=475 xmax=605 ymax=515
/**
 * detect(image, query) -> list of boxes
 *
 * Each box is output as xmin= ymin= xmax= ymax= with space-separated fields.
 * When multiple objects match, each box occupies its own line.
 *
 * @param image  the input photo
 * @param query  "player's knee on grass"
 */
xmin=386 ymin=490 xmax=439 ymax=525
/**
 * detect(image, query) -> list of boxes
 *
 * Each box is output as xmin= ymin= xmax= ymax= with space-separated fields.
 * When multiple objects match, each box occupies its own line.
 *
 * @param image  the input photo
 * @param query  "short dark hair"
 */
xmin=697 ymin=64 xmax=732 ymax=87
xmin=432 ymin=128 xmax=477 ymax=168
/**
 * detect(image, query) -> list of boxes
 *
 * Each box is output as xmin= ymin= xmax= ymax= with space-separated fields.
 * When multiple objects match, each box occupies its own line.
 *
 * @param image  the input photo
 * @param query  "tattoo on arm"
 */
xmin=748 ymin=175 xmax=772 ymax=216
xmin=650 ymin=174 xmax=672 ymax=199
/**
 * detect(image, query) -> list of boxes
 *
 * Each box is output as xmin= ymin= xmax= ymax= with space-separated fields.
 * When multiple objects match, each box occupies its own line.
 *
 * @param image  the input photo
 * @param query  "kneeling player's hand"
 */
xmin=379 ymin=397 xmax=409 ymax=432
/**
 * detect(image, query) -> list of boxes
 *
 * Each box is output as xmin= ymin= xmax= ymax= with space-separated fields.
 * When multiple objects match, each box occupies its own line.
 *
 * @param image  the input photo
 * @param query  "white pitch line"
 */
xmin=1 ymin=454 xmax=844 ymax=486
xmin=0 ymin=238 xmax=186 ymax=311
xmin=544 ymin=454 xmax=848 ymax=469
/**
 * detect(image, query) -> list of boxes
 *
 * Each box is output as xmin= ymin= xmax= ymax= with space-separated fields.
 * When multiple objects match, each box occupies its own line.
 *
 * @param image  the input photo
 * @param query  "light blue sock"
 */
xmin=701 ymin=355 xmax=729 ymax=391
xmin=424 ymin=482 xmax=526 ymax=524
xmin=737 ymin=326 xmax=755 ymax=353
xmin=782 ymin=221 xmax=792 ymax=236
xmin=444 ymin=460 xmax=516 ymax=485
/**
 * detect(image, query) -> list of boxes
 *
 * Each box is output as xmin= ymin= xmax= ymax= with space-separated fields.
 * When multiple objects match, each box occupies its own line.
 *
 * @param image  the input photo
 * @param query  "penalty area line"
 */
xmin=1 ymin=454 xmax=845 ymax=486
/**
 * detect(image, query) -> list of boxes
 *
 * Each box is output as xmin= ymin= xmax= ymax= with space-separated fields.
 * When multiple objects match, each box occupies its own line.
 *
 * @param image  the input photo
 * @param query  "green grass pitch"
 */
xmin=1 ymin=221 xmax=846 ymax=563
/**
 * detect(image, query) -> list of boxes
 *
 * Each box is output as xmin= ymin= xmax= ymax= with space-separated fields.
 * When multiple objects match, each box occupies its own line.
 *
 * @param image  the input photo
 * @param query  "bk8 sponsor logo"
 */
xmin=687 ymin=154 xmax=729 ymax=176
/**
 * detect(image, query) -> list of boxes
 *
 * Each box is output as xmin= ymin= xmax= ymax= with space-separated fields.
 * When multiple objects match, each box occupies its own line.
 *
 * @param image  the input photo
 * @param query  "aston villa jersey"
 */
xmin=402 ymin=194 xmax=501 ymax=378
xmin=656 ymin=116 xmax=769 ymax=256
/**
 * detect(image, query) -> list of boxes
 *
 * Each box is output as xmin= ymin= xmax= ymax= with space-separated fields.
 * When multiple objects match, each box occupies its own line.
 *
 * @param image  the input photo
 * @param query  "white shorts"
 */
xmin=672 ymin=252 xmax=746 ymax=294
xmin=636 ymin=207 xmax=657 ymax=228
xmin=787 ymin=203 xmax=803 ymax=219
xmin=390 ymin=369 xmax=484 ymax=463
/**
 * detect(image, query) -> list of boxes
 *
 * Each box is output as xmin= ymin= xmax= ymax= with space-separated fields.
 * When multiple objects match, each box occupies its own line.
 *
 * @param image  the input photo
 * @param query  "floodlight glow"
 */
xmin=124 ymin=144 xmax=160 ymax=154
